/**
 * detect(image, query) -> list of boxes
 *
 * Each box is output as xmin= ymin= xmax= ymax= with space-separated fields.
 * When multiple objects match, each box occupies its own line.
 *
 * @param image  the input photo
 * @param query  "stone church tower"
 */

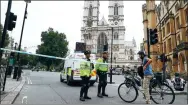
xmin=81 ymin=0 xmax=138 ymax=66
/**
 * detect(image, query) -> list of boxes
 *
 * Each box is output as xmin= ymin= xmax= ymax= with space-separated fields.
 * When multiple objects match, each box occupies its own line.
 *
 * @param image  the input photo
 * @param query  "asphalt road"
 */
xmin=13 ymin=70 xmax=187 ymax=104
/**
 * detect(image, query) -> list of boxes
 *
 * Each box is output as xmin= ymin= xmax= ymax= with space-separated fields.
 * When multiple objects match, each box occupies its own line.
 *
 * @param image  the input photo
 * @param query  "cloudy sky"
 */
xmin=1 ymin=1 xmax=160 ymax=54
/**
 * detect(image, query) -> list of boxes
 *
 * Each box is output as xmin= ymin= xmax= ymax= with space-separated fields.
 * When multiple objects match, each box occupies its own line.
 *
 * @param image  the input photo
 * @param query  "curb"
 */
xmin=1 ymin=76 xmax=26 ymax=104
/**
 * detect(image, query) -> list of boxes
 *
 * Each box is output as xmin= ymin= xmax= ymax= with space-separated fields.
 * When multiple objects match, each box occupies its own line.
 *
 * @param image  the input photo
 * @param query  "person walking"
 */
xmin=137 ymin=51 xmax=153 ymax=104
xmin=95 ymin=51 xmax=109 ymax=98
xmin=79 ymin=50 xmax=94 ymax=101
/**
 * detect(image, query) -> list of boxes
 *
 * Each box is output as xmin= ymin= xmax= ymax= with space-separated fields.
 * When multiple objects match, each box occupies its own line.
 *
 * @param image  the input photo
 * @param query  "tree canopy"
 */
xmin=0 ymin=24 xmax=10 ymax=47
xmin=36 ymin=27 xmax=69 ymax=71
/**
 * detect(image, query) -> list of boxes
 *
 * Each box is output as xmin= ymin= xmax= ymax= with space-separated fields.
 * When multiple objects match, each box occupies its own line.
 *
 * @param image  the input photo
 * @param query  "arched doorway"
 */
xmin=97 ymin=32 xmax=108 ymax=54
xmin=179 ymin=53 xmax=185 ymax=73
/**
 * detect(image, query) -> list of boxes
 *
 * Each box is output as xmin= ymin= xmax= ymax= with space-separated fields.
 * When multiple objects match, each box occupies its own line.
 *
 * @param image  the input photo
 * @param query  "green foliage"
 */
xmin=36 ymin=27 xmax=69 ymax=71
xmin=0 ymin=24 xmax=10 ymax=47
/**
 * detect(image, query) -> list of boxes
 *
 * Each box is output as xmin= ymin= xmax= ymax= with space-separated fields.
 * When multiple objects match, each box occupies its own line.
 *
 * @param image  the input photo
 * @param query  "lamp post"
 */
xmin=109 ymin=23 xmax=115 ymax=84
xmin=13 ymin=0 xmax=31 ymax=79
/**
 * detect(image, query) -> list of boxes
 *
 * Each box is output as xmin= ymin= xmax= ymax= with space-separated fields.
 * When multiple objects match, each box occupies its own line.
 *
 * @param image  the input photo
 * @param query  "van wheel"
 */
xmin=67 ymin=76 xmax=72 ymax=86
xmin=60 ymin=74 xmax=64 ymax=82
xmin=90 ymin=82 xmax=95 ymax=86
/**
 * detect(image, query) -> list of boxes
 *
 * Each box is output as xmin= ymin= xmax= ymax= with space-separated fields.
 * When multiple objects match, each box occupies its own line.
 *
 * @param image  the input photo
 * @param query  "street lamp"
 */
xmin=109 ymin=23 xmax=115 ymax=84
xmin=13 ymin=0 xmax=31 ymax=79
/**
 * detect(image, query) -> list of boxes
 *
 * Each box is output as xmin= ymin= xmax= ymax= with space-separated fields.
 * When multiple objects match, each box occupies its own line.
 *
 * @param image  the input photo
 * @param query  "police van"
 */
xmin=60 ymin=52 xmax=97 ymax=86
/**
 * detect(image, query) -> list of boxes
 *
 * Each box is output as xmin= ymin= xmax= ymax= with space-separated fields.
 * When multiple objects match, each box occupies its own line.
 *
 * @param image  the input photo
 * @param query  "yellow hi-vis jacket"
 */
xmin=80 ymin=61 xmax=91 ymax=77
xmin=95 ymin=58 xmax=108 ymax=72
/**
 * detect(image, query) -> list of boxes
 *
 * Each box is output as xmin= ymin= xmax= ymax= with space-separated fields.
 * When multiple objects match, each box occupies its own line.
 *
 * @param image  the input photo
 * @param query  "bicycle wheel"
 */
xmin=150 ymin=83 xmax=175 ymax=104
xmin=118 ymin=82 xmax=138 ymax=103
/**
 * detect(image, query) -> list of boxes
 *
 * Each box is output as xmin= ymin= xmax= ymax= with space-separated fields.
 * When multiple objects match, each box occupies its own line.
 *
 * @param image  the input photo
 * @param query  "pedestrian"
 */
xmin=95 ymin=51 xmax=109 ymax=98
xmin=137 ymin=51 xmax=153 ymax=104
xmin=79 ymin=50 xmax=94 ymax=101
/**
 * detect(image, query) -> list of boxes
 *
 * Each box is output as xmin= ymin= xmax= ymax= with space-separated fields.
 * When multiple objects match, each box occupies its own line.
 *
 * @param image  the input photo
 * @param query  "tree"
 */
xmin=36 ymin=27 xmax=69 ymax=71
xmin=0 ymin=24 xmax=10 ymax=47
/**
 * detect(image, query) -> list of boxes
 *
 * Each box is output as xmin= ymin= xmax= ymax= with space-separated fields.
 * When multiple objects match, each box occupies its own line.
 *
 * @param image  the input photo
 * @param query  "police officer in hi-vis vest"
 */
xmin=95 ymin=51 xmax=109 ymax=98
xmin=79 ymin=50 xmax=94 ymax=101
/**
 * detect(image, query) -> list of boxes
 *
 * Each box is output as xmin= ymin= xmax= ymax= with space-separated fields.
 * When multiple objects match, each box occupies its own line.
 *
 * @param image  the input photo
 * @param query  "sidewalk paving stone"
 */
xmin=0 ymin=75 xmax=26 ymax=104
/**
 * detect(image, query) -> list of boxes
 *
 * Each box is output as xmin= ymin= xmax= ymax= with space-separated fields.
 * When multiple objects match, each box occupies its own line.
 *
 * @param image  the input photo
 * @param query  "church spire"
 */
xmin=82 ymin=0 xmax=100 ymax=27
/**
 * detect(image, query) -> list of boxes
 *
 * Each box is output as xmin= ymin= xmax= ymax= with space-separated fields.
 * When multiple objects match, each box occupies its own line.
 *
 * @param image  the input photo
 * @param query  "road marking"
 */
xmin=27 ymin=77 xmax=30 ymax=84
xmin=29 ymin=78 xmax=32 ymax=84
xmin=22 ymin=96 xmax=28 ymax=104
xmin=27 ymin=77 xmax=32 ymax=84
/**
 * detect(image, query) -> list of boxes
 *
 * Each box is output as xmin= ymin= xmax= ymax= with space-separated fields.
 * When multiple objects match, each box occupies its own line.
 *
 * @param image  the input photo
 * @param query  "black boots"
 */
xmin=84 ymin=96 xmax=91 ymax=99
xmin=80 ymin=97 xmax=85 ymax=101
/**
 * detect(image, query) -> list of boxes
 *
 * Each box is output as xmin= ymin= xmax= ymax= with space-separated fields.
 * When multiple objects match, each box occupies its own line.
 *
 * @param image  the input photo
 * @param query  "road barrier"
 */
xmin=0 ymin=66 xmax=6 ymax=92
xmin=0 ymin=48 xmax=139 ymax=66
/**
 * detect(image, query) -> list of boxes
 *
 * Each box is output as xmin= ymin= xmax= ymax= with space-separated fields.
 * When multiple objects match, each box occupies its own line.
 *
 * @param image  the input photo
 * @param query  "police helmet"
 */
xmin=137 ymin=51 xmax=145 ymax=55
xmin=84 ymin=50 xmax=91 ymax=55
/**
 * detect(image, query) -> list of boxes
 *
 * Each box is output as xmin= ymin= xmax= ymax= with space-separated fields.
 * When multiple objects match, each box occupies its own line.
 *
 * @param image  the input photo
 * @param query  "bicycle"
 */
xmin=118 ymin=70 xmax=175 ymax=104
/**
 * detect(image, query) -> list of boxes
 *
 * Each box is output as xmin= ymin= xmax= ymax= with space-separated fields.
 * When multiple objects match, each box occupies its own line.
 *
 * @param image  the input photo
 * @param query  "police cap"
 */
xmin=102 ymin=51 xmax=108 ymax=54
xmin=84 ymin=50 xmax=91 ymax=55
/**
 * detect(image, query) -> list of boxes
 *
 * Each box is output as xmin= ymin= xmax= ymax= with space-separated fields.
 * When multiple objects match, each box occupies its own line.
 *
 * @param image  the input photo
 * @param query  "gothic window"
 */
xmin=130 ymin=49 xmax=133 ymax=55
xmin=124 ymin=49 xmax=127 ymax=55
xmin=114 ymin=4 xmax=118 ymax=15
xmin=88 ymin=33 xmax=92 ymax=40
xmin=102 ymin=21 xmax=104 ymax=25
xmin=114 ymin=32 xmax=118 ymax=40
xmin=88 ymin=5 xmax=93 ymax=17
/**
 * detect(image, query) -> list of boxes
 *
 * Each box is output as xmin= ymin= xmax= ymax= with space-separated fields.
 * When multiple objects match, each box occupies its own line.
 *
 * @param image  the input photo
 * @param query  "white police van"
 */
xmin=60 ymin=52 xmax=97 ymax=86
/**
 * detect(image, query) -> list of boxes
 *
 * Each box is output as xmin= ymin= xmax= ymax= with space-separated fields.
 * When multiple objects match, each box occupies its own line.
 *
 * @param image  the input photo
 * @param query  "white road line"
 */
xmin=29 ymin=78 xmax=32 ymax=84
xmin=22 ymin=96 xmax=28 ymax=104
xmin=27 ymin=77 xmax=30 ymax=84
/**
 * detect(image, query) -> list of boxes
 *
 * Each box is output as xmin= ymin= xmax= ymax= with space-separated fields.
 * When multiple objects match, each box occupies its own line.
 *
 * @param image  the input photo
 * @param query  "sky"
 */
xmin=1 ymin=1 xmax=160 ymax=54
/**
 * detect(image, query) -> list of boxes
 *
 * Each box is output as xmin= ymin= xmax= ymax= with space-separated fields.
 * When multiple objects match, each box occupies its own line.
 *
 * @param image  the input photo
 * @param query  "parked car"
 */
xmin=114 ymin=68 xmax=122 ymax=75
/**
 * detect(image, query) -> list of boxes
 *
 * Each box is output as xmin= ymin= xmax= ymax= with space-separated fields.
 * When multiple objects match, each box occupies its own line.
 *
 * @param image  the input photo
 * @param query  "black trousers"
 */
xmin=80 ymin=76 xmax=90 ymax=97
xmin=97 ymin=72 xmax=107 ymax=94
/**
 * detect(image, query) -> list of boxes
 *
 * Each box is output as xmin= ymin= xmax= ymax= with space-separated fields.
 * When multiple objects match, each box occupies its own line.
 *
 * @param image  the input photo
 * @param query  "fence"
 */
xmin=0 ymin=66 xmax=6 ymax=92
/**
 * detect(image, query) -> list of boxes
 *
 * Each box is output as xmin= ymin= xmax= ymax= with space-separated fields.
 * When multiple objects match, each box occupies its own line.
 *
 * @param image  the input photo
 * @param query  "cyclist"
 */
xmin=137 ymin=51 xmax=153 ymax=104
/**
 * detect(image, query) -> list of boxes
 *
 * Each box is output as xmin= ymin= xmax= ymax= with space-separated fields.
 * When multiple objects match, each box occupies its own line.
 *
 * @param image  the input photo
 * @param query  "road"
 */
xmin=13 ymin=70 xmax=187 ymax=104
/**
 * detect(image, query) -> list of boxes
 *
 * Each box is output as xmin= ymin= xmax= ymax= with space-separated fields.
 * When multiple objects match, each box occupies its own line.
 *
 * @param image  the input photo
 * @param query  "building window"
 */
xmin=184 ymin=0 xmax=188 ymax=3
xmin=168 ymin=38 xmax=172 ymax=52
xmin=167 ymin=22 xmax=170 ymax=34
xmin=114 ymin=32 xmax=118 ymax=40
xmin=114 ymin=4 xmax=118 ymax=15
xmin=162 ymin=27 xmax=165 ymax=38
xmin=176 ymin=16 xmax=180 ymax=30
xmin=88 ymin=5 xmax=93 ymax=17
xmin=177 ymin=34 xmax=181 ymax=45
xmin=164 ymin=42 xmax=166 ymax=53
xmin=185 ymin=8 xmax=188 ymax=24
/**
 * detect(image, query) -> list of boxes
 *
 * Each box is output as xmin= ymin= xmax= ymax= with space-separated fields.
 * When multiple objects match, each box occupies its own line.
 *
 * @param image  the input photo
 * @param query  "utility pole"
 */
xmin=147 ymin=28 xmax=150 ymax=58
xmin=110 ymin=27 xmax=113 ymax=84
xmin=13 ymin=1 xmax=30 ymax=79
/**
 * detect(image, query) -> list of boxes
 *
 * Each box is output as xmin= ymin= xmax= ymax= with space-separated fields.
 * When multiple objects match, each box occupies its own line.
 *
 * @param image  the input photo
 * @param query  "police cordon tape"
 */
xmin=0 ymin=48 xmax=135 ymax=66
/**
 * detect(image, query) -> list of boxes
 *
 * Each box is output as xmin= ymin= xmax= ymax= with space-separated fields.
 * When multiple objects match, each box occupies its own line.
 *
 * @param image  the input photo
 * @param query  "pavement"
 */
xmin=8 ymin=70 xmax=187 ymax=104
xmin=0 ymin=74 xmax=26 ymax=104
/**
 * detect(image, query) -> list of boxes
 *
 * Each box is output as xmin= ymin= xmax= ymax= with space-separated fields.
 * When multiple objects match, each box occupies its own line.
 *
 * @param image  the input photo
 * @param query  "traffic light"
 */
xmin=149 ymin=28 xmax=158 ymax=45
xmin=7 ymin=12 xmax=17 ymax=31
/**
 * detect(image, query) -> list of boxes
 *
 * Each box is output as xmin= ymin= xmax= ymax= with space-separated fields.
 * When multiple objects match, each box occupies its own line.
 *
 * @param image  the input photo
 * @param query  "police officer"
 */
xmin=79 ymin=50 xmax=94 ymax=101
xmin=95 ymin=51 xmax=108 ymax=98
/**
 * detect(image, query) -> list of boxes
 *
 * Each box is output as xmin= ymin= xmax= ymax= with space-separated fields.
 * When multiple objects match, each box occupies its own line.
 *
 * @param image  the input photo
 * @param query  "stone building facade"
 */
xmin=142 ymin=0 xmax=188 ymax=73
xmin=80 ymin=0 xmax=139 ymax=66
